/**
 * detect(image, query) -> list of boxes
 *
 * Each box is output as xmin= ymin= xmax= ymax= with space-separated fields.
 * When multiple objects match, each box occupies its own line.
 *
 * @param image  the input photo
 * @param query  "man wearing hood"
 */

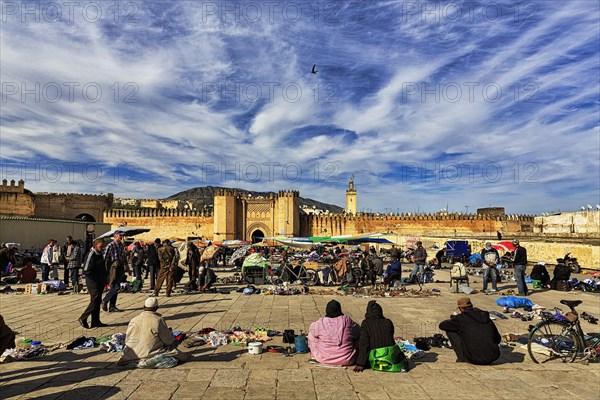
xmin=308 ymin=300 xmax=360 ymax=366
xmin=354 ymin=301 xmax=403 ymax=372
xmin=439 ymin=297 xmax=501 ymax=365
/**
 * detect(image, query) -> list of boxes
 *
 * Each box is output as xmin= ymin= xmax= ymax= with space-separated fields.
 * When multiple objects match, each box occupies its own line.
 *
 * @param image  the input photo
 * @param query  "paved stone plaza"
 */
xmin=1 ymin=270 xmax=599 ymax=400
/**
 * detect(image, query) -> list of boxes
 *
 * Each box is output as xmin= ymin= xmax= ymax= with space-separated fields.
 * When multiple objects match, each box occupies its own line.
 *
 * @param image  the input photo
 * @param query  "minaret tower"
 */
xmin=345 ymin=176 xmax=357 ymax=214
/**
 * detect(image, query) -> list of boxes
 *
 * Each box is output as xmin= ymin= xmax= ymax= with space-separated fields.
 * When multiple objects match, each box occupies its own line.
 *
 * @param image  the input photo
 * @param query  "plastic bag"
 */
xmin=137 ymin=354 xmax=178 ymax=369
xmin=496 ymin=296 xmax=533 ymax=308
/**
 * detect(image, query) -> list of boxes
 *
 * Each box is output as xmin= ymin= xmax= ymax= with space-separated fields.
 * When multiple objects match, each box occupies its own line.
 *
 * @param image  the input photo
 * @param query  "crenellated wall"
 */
xmin=302 ymin=212 xmax=535 ymax=237
xmin=0 ymin=179 xmax=35 ymax=217
xmin=103 ymin=209 xmax=214 ymax=242
xmin=34 ymin=192 xmax=113 ymax=222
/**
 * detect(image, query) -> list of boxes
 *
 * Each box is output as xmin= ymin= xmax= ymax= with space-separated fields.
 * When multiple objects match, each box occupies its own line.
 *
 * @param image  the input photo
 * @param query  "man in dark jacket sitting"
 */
xmin=530 ymin=261 xmax=551 ymax=288
xmin=439 ymin=297 xmax=501 ymax=365
xmin=551 ymin=258 xmax=571 ymax=291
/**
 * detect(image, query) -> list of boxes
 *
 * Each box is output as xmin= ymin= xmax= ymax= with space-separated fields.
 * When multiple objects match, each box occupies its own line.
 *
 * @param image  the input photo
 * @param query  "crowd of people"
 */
xmin=0 ymin=233 xmax=592 ymax=372
xmin=76 ymin=231 xmax=221 ymax=328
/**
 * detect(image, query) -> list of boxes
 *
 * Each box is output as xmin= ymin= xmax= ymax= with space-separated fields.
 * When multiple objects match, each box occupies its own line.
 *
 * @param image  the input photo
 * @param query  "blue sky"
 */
xmin=1 ymin=0 xmax=599 ymax=214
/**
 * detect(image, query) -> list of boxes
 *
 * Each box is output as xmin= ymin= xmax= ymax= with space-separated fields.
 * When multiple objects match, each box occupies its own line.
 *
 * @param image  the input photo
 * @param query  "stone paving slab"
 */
xmin=1 ymin=269 xmax=599 ymax=399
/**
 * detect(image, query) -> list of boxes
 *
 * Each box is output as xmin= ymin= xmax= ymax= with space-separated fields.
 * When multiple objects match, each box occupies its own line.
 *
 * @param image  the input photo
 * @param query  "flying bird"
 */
xmin=311 ymin=64 xmax=318 ymax=74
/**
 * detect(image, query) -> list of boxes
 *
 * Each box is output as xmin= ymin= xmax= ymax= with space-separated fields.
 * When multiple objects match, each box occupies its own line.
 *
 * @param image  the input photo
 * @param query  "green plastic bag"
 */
xmin=368 ymin=345 xmax=408 ymax=372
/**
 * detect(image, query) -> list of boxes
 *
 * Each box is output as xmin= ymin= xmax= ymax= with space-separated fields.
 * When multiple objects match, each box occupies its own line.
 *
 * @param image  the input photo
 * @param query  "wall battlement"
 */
xmin=1 ymin=179 xmax=25 ymax=193
xmin=307 ymin=212 xmax=535 ymax=222
xmin=104 ymin=208 xmax=214 ymax=218
xmin=278 ymin=190 xmax=300 ymax=198
xmin=35 ymin=192 xmax=115 ymax=201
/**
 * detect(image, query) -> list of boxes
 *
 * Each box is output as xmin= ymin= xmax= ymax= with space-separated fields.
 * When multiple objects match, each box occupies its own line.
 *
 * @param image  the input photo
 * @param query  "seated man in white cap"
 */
xmin=118 ymin=297 xmax=190 ymax=366
xmin=438 ymin=297 xmax=501 ymax=365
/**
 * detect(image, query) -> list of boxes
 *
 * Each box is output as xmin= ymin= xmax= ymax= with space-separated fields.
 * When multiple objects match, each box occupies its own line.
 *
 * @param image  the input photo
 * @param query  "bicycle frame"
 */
xmin=538 ymin=309 xmax=600 ymax=362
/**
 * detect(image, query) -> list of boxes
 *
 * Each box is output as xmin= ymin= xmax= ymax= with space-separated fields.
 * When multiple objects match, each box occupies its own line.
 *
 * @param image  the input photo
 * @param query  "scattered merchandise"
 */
xmin=247 ymin=342 xmax=263 ymax=355
xmin=101 ymin=333 xmax=126 ymax=352
xmin=73 ymin=338 xmax=97 ymax=350
xmin=488 ymin=311 xmax=508 ymax=320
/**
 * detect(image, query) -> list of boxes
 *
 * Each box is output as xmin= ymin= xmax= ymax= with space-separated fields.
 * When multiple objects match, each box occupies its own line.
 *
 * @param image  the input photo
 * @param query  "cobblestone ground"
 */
xmin=1 ymin=269 xmax=599 ymax=399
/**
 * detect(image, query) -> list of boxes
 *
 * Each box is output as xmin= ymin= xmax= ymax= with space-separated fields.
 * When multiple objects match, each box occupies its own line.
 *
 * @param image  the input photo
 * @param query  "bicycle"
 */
xmin=527 ymin=300 xmax=600 ymax=364
xmin=271 ymin=261 xmax=318 ymax=286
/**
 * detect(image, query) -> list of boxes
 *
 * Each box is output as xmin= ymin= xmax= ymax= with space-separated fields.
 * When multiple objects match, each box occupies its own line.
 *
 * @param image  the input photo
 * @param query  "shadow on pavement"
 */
xmin=0 ymin=359 xmax=127 ymax=400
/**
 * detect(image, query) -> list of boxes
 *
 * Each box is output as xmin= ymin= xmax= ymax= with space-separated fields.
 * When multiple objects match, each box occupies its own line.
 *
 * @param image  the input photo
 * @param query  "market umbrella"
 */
xmin=127 ymin=241 xmax=145 ymax=251
xmin=493 ymin=241 xmax=516 ymax=252
xmin=201 ymin=244 xmax=219 ymax=262
xmin=98 ymin=226 xmax=150 ymax=239
xmin=230 ymin=245 xmax=251 ymax=264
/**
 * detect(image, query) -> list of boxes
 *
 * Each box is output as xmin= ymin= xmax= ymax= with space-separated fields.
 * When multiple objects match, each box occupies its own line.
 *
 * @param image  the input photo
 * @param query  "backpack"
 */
xmin=368 ymin=345 xmax=408 ymax=372
xmin=450 ymin=263 xmax=467 ymax=278
xmin=283 ymin=329 xmax=296 ymax=344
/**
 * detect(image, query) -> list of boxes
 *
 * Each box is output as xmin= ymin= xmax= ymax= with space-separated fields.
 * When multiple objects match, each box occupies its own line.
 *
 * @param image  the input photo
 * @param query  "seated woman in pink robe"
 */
xmin=308 ymin=300 xmax=360 ymax=365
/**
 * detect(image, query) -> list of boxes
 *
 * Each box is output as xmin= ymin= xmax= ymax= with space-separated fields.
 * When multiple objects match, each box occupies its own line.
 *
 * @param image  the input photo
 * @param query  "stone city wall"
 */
xmin=302 ymin=213 xmax=534 ymax=237
xmin=534 ymin=211 xmax=600 ymax=236
xmin=34 ymin=193 xmax=113 ymax=222
xmin=103 ymin=209 xmax=214 ymax=242
xmin=0 ymin=179 xmax=35 ymax=217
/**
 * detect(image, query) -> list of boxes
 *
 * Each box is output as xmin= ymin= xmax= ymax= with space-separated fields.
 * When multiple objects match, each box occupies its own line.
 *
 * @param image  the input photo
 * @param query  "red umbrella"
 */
xmin=493 ymin=241 xmax=516 ymax=252
xmin=127 ymin=241 xmax=145 ymax=251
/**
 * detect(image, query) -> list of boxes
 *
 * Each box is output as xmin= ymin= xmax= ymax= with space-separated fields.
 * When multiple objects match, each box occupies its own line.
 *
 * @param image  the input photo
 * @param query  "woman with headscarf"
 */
xmin=308 ymin=300 xmax=360 ymax=366
xmin=354 ymin=300 xmax=405 ymax=372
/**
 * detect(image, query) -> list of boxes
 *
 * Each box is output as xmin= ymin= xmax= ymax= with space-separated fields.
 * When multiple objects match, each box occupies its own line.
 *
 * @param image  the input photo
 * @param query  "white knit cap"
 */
xmin=144 ymin=297 xmax=158 ymax=308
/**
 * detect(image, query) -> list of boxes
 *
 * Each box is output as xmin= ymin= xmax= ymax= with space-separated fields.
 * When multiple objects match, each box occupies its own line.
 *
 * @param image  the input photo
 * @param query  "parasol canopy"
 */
xmin=98 ymin=227 xmax=150 ymax=239
xmin=200 ymin=244 xmax=219 ymax=262
xmin=230 ymin=245 xmax=251 ymax=264
xmin=126 ymin=241 xmax=145 ymax=251
xmin=493 ymin=241 xmax=516 ymax=252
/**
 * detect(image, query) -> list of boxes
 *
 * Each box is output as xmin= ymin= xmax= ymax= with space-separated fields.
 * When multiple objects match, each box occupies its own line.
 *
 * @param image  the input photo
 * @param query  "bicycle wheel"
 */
xmin=305 ymin=270 xmax=318 ymax=286
xmin=528 ymin=321 xmax=581 ymax=364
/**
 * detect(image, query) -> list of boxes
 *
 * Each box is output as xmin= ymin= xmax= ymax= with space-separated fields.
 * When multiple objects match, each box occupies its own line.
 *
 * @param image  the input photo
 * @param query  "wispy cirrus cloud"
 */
xmin=0 ymin=0 xmax=598 ymax=213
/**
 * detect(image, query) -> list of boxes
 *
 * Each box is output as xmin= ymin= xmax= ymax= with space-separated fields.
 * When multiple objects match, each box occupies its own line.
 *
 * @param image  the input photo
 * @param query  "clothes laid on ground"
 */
xmin=102 ymin=333 xmax=126 ymax=352
xmin=67 ymin=336 xmax=90 ymax=350
xmin=439 ymin=307 xmax=501 ymax=365
xmin=73 ymin=338 xmax=97 ymax=350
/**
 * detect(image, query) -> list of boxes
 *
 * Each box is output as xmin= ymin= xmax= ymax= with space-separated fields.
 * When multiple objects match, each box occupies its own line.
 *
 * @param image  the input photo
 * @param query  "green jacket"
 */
xmin=158 ymin=245 xmax=176 ymax=270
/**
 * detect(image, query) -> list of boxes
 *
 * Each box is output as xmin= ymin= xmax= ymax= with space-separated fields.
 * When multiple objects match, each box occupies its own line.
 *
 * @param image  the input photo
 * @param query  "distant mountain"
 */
xmin=167 ymin=186 xmax=344 ymax=214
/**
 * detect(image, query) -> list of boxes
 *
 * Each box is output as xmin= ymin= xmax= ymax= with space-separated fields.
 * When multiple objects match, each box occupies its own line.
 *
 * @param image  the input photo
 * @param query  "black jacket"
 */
xmin=356 ymin=301 xmax=396 ymax=367
xmin=439 ymin=307 xmax=501 ymax=365
xmin=553 ymin=263 xmax=571 ymax=281
xmin=82 ymin=249 xmax=107 ymax=286
xmin=530 ymin=264 xmax=550 ymax=284
xmin=513 ymin=246 xmax=527 ymax=265
xmin=147 ymin=244 xmax=160 ymax=267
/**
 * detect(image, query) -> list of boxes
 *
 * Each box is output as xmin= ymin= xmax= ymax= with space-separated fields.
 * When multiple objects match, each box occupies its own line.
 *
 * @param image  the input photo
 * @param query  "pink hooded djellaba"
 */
xmin=308 ymin=300 xmax=360 ymax=365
